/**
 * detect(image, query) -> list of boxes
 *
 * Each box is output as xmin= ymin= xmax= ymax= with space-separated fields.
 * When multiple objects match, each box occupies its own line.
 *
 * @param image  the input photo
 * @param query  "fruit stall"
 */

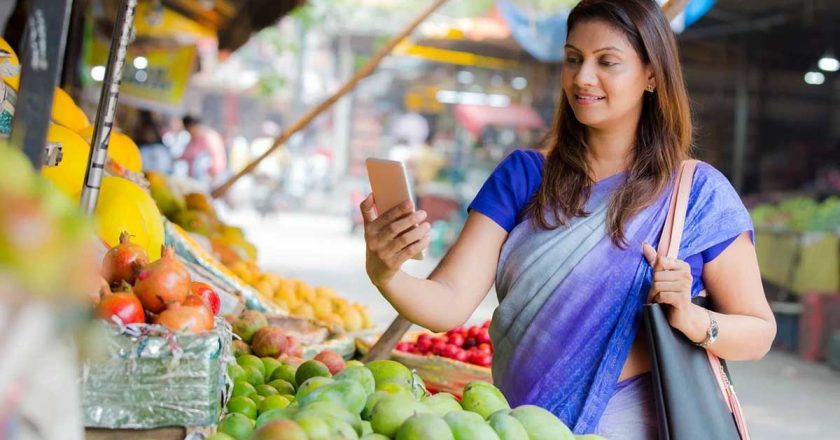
xmin=0 ymin=0 xmax=635 ymax=439
xmin=749 ymin=196 xmax=840 ymax=371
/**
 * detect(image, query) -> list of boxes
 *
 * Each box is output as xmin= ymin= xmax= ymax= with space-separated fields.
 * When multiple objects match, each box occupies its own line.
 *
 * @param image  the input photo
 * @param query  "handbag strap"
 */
xmin=657 ymin=160 xmax=699 ymax=259
xmin=654 ymin=159 xmax=752 ymax=440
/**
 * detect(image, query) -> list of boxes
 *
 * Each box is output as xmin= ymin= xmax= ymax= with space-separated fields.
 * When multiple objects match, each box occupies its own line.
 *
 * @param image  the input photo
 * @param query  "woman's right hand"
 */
xmin=359 ymin=194 xmax=431 ymax=287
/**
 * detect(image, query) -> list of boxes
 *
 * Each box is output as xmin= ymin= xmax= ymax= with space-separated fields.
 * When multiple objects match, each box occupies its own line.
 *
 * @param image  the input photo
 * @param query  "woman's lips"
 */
xmin=574 ymin=93 xmax=605 ymax=105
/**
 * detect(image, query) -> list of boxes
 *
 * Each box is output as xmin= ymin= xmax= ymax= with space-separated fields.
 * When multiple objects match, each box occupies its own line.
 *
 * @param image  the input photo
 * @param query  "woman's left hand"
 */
xmin=642 ymin=242 xmax=710 ymax=343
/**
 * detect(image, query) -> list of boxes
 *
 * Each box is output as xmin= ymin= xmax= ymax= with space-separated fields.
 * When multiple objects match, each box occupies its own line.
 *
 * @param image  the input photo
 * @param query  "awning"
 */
xmin=453 ymin=103 xmax=546 ymax=137
xmin=94 ymin=0 xmax=304 ymax=53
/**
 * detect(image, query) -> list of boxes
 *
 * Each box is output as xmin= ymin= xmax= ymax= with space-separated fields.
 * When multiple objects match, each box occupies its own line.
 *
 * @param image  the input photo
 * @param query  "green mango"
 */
xmin=335 ymin=365 xmax=376 ymax=396
xmin=294 ymin=412 xmax=332 ymax=440
xmin=510 ymin=405 xmax=574 ymax=440
xmin=366 ymin=360 xmax=413 ymax=388
xmin=325 ymin=417 xmax=361 ymax=440
xmin=461 ymin=381 xmax=510 ymax=419
xmin=488 ymin=410 xmax=529 ymax=440
xmin=295 ymin=376 xmax=334 ymax=401
xmin=360 ymin=420 xmax=373 ymax=435
xmin=370 ymin=394 xmax=430 ymax=438
xmin=362 ymin=391 xmax=391 ymax=420
xmin=255 ymin=407 xmax=296 ymax=429
xmin=297 ymin=379 xmax=367 ymax=414
xmin=423 ymin=392 xmax=463 ymax=417
xmin=396 ymin=413 xmax=455 ymax=440
xmin=444 ymin=410 xmax=501 ymax=440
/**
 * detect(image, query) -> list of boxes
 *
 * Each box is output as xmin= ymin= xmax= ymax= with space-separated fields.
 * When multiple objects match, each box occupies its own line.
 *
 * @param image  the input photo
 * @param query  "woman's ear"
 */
xmin=646 ymin=69 xmax=656 ymax=93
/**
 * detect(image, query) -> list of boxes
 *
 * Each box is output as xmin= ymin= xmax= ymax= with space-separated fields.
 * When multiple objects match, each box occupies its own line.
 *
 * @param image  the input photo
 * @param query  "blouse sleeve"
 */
xmin=679 ymin=162 xmax=754 ymax=261
xmin=467 ymin=150 xmax=543 ymax=232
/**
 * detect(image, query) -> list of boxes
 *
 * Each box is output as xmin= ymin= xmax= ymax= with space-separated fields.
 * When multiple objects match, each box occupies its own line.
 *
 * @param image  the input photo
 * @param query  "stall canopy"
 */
xmin=454 ymin=103 xmax=546 ymax=137
xmin=99 ymin=0 xmax=305 ymax=53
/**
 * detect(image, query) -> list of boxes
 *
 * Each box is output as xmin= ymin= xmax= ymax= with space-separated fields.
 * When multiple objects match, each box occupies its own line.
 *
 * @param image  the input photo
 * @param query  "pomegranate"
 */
xmin=155 ymin=302 xmax=214 ymax=333
xmin=190 ymin=281 xmax=220 ymax=315
xmin=182 ymin=294 xmax=207 ymax=307
xmin=101 ymin=231 xmax=149 ymax=286
xmin=134 ymin=246 xmax=191 ymax=313
xmin=96 ymin=285 xmax=145 ymax=325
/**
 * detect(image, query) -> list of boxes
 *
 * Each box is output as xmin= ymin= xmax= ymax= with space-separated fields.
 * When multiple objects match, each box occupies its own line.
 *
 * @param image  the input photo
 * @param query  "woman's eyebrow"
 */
xmin=564 ymin=43 xmax=624 ymax=53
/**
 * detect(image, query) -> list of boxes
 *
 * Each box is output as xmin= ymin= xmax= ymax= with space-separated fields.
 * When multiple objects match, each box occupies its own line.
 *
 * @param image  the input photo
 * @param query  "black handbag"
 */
xmin=643 ymin=160 xmax=750 ymax=440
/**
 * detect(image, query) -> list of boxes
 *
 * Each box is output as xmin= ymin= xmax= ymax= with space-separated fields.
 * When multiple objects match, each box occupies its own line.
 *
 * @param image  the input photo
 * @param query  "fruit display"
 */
xmin=252 ymin=275 xmax=374 ymax=333
xmin=95 ymin=234 xmax=220 ymax=333
xmin=751 ymin=196 xmax=840 ymax=232
xmin=396 ymin=321 xmax=493 ymax=368
xmin=148 ymin=171 xmax=374 ymax=331
xmin=225 ymin=308 xmax=360 ymax=362
xmin=216 ymin=349 xmax=595 ymax=440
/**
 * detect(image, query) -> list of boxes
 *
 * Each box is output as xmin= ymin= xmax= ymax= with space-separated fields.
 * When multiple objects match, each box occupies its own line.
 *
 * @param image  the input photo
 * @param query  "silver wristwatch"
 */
xmin=696 ymin=309 xmax=719 ymax=348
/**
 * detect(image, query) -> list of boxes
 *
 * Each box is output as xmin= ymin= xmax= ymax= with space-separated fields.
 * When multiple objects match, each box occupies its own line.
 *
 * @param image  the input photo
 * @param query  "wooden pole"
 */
xmin=211 ymin=0 xmax=450 ymax=198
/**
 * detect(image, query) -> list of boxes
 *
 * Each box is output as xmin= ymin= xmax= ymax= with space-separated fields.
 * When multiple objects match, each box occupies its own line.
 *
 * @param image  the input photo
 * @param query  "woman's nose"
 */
xmin=573 ymin=61 xmax=597 ymax=88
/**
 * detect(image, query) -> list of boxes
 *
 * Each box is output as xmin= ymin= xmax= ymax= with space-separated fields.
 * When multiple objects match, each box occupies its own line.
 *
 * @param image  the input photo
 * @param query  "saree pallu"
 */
xmin=489 ymin=163 xmax=753 ymax=434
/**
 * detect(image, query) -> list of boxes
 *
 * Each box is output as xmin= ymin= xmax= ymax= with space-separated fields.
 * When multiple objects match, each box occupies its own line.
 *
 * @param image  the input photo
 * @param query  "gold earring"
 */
xmin=646 ymin=85 xmax=655 ymax=93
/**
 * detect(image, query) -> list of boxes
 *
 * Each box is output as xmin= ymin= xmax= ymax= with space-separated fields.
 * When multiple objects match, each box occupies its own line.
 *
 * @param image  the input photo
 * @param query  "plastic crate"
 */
xmin=827 ymin=331 xmax=840 ymax=371
xmin=770 ymin=301 xmax=801 ymax=353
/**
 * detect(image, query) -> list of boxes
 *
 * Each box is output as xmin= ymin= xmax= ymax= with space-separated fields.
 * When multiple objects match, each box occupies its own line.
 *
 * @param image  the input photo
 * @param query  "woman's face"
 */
xmin=562 ymin=20 xmax=653 ymax=131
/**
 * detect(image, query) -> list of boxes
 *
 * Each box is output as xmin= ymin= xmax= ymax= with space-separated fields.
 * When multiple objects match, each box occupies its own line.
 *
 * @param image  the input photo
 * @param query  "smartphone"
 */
xmin=365 ymin=158 xmax=424 ymax=260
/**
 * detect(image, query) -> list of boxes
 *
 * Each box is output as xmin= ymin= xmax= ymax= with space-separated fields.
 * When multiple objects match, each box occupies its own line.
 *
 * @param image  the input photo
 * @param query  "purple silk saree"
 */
xmin=488 ymin=162 xmax=753 ymax=434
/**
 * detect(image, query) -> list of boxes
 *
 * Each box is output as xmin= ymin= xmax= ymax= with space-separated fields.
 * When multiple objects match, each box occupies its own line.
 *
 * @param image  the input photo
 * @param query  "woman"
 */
xmin=360 ymin=0 xmax=776 ymax=437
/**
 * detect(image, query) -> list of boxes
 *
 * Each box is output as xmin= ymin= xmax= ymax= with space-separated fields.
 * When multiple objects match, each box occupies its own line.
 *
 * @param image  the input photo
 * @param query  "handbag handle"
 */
xmin=657 ymin=160 xmax=699 ymax=259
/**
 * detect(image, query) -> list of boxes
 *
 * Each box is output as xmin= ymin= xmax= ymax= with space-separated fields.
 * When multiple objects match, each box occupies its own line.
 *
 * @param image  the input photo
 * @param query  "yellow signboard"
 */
xmin=88 ymin=37 xmax=196 ymax=109
xmin=393 ymin=40 xmax=519 ymax=70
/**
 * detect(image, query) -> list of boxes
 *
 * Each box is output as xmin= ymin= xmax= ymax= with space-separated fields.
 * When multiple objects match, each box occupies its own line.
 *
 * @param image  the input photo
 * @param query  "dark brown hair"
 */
xmin=525 ymin=0 xmax=692 ymax=246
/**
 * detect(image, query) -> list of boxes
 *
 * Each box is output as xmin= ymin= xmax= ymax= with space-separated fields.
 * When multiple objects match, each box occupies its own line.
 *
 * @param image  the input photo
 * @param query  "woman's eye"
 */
xmin=600 ymin=59 xmax=618 ymax=66
xmin=566 ymin=56 xmax=582 ymax=64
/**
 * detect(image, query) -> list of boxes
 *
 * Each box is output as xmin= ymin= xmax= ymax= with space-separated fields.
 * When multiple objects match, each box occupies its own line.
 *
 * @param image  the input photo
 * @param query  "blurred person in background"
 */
xmin=134 ymin=110 xmax=172 ymax=174
xmin=180 ymin=115 xmax=227 ymax=182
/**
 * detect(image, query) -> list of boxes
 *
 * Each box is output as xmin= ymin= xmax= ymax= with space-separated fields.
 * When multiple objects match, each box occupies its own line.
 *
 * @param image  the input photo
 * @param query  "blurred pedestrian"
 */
xmin=180 ymin=115 xmax=227 ymax=181
xmin=134 ymin=110 xmax=172 ymax=174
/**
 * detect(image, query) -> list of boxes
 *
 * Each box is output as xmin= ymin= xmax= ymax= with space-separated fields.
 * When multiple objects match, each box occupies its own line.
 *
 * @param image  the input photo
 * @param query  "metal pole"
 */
xmin=8 ymin=0 xmax=74 ymax=169
xmin=79 ymin=0 xmax=138 ymax=214
xmin=732 ymin=44 xmax=749 ymax=192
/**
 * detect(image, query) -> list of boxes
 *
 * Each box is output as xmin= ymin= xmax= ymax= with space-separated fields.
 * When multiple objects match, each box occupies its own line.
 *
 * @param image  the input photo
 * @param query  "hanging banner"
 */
xmin=87 ymin=36 xmax=196 ymax=110
xmin=497 ymin=0 xmax=716 ymax=62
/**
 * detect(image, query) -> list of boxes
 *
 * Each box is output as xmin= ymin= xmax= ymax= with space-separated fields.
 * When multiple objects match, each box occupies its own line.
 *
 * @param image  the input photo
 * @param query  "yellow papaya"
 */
xmin=40 ymin=124 xmax=92 ymax=200
xmin=79 ymin=126 xmax=142 ymax=173
xmin=91 ymin=176 xmax=164 ymax=260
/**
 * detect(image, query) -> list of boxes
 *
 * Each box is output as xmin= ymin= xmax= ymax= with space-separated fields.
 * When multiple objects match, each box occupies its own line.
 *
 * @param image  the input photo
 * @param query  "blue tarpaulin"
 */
xmin=497 ymin=0 xmax=715 ymax=62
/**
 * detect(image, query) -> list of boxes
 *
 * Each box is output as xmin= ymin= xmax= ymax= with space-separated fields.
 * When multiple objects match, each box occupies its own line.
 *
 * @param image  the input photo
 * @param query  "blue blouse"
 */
xmin=468 ymin=149 xmax=741 ymax=295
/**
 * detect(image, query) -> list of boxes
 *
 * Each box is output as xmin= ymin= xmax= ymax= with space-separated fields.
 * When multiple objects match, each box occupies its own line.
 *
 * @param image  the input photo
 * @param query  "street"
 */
xmin=225 ymin=208 xmax=840 ymax=440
